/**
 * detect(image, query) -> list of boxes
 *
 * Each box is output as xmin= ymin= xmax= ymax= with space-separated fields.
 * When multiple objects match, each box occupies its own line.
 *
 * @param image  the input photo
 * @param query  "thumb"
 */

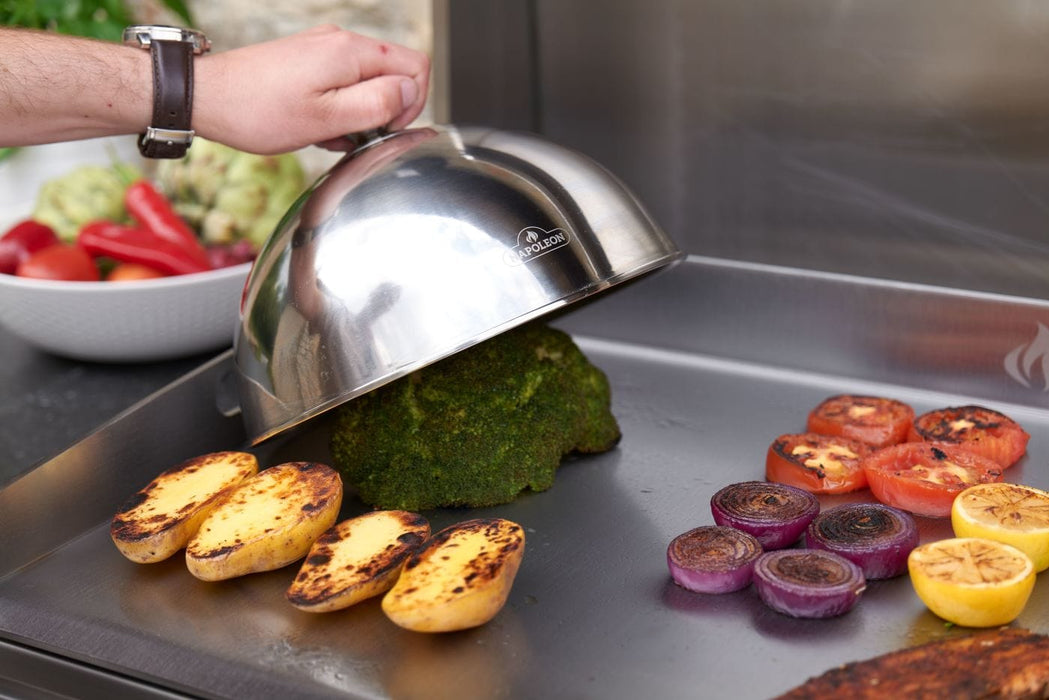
xmin=331 ymin=75 xmax=424 ymax=134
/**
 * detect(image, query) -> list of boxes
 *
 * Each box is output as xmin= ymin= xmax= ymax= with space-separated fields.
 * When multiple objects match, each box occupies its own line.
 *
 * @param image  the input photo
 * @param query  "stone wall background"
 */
xmin=190 ymin=0 xmax=430 ymax=55
xmin=129 ymin=0 xmax=431 ymax=60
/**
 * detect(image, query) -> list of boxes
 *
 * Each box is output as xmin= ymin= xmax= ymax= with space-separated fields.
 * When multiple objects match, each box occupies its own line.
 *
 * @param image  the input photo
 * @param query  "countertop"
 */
xmin=0 ymin=326 xmax=216 ymax=486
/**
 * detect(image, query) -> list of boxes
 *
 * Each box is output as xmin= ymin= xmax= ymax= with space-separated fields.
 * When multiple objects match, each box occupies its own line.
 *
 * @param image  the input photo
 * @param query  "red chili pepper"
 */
xmin=0 ymin=220 xmax=60 ymax=274
xmin=77 ymin=221 xmax=211 ymax=276
xmin=124 ymin=180 xmax=211 ymax=270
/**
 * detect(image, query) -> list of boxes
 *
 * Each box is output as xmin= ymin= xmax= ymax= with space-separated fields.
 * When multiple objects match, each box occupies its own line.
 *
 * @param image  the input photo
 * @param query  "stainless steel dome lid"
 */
xmin=234 ymin=124 xmax=684 ymax=444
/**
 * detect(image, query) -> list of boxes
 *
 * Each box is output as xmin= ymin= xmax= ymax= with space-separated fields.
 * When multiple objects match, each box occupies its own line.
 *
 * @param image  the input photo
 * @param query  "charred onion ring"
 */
xmin=710 ymin=481 xmax=820 ymax=549
xmin=667 ymin=525 xmax=763 ymax=594
xmin=805 ymin=503 xmax=918 ymax=579
xmin=753 ymin=549 xmax=866 ymax=618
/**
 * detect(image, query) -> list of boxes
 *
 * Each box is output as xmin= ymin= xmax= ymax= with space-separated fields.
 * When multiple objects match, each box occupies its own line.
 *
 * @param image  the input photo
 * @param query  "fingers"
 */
xmin=348 ymin=31 xmax=430 ymax=84
xmin=296 ymin=26 xmax=430 ymax=101
xmin=192 ymin=25 xmax=431 ymax=154
xmin=317 ymin=29 xmax=430 ymax=131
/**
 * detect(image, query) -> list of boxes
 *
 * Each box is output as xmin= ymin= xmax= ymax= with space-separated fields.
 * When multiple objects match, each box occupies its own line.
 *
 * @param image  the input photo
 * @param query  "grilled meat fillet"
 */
xmin=777 ymin=627 xmax=1049 ymax=699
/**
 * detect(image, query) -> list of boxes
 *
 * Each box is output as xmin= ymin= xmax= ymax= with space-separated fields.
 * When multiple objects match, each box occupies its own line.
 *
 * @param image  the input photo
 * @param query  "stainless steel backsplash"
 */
xmin=444 ymin=0 xmax=1049 ymax=300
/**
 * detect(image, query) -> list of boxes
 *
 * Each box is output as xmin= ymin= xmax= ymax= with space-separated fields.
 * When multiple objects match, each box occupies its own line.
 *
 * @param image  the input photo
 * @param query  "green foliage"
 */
xmin=330 ymin=323 xmax=622 ymax=510
xmin=0 ymin=0 xmax=195 ymax=41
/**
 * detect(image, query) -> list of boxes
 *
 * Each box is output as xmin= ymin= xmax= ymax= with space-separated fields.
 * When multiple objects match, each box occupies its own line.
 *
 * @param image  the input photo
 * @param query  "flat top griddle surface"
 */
xmin=3 ymin=259 xmax=1048 ymax=699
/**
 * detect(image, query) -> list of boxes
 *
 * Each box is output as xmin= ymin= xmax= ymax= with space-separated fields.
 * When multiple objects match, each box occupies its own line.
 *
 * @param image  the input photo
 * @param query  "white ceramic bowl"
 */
xmin=0 ymin=264 xmax=251 ymax=363
xmin=0 ymin=136 xmax=251 ymax=363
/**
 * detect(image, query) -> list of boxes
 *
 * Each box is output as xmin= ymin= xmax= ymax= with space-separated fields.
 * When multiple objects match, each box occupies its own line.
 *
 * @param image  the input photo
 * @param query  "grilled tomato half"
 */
xmin=862 ymin=442 xmax=1004 ymax=518
xmin=766 ymin=432 xmax=873 ymax=494
xmin=807 ymin=394 xmax=915 ymax=448
xmin=909 ymin=405 xmax=1029 ymax=469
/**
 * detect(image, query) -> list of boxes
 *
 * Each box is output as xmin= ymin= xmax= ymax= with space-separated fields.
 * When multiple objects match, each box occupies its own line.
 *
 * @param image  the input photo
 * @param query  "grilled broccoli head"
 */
xmin=329 ymin=323 xmax=621 ymax=510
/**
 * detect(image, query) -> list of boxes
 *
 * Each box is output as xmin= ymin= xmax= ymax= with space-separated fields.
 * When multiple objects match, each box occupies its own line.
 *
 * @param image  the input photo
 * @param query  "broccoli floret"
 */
xmin=329 ymin=323 xmax=621 ymax=510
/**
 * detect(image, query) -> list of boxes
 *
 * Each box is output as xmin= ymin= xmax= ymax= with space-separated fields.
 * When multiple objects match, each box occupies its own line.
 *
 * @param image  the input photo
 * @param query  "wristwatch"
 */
xmin=123 ymin=25 xmax=211 ymax=159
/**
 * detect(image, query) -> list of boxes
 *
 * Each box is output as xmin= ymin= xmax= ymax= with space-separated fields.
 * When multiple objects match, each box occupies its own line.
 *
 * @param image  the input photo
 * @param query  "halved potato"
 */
xmin=382 ymin=518 xmax=525 ymax=632
xmin=110 ymin=451 xmax=259 ymax=563
xmin=286 ymin=510 xmax=431 ymax=612
xmin=185 ymin=461 xmax=343 ymax=581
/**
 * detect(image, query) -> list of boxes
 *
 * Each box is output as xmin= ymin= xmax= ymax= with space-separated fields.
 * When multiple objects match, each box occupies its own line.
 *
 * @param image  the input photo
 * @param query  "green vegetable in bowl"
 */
xmin=31 ymin=163 xmax=141 ymax=241
xmin=329 ymin=322 xmax=622 ymax=510
xmin=155 ymin=139 xmax=306 ymax=247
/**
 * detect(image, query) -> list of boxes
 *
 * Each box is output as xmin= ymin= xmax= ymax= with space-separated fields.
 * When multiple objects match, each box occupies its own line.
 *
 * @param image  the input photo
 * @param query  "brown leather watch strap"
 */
xmin=138 ymin=39 xmax=194 ymax=159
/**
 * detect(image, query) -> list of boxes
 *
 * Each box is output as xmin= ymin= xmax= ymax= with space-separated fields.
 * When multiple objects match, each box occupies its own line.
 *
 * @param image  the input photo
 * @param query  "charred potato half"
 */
xmin=186 ymin=462 xmax=343 ymax=581
xmin=287 ymin=510 xmax=431 ymax=613
xmin=110 ymin=451 xmax=259 ymax=563
xmin=382 ymin=518 xmax=525 ymax=632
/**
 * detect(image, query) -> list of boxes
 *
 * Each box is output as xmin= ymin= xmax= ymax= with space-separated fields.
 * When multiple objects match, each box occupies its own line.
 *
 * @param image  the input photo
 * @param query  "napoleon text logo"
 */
xmin=504 ymin=226 xmax=570 ymax=266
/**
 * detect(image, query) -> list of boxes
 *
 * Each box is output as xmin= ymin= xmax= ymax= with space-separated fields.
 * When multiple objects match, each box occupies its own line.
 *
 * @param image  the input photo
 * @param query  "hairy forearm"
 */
xmin=0 ymin=25 xmax=430 ymax=155
xmin=0 ymin=28 xmax=151 ymax=146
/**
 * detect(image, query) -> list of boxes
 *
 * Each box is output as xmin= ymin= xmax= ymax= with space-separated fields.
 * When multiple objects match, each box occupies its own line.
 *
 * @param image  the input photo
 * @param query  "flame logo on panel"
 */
xmin=504 ymin=226 xmax=570 ymax=266
xmin=1004 ymin=322 xmax=1049 ymax=391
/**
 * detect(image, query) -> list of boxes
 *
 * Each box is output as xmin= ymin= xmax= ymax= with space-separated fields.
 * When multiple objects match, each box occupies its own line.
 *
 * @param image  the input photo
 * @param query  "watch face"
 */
xmin=122 ymin=25 xmax=210 ymax=54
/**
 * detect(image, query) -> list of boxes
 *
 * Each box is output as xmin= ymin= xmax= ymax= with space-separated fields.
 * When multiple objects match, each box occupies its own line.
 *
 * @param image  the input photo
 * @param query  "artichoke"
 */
xmin=156 ymin=139 xmax=306 ymax=247
xmin=32 ymin=164 xmax=140 ymax=242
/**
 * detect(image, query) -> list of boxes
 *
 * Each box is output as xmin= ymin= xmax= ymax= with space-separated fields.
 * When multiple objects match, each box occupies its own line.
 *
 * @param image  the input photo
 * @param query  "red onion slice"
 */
xmin=805 ymin=502 xmax=918 ymax=579
xmin=753 ymin=549 xmax=866 ymax=618
xmin=710 ymin=481 xmax=820 ymax=549
xmin=667 ymin=525 xmax=763 ymax=594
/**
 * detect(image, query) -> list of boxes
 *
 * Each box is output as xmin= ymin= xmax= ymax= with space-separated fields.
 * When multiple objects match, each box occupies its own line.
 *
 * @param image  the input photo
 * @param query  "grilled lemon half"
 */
xmin=908 ymin=537 xmax=1035 ymax=628
xmin=951 ymin=482 xmax=1049 ymax=572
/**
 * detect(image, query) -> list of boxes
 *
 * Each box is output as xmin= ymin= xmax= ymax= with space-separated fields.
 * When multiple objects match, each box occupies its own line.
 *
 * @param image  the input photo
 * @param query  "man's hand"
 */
xmin=194 ymin=25 xmax=431 ymax=154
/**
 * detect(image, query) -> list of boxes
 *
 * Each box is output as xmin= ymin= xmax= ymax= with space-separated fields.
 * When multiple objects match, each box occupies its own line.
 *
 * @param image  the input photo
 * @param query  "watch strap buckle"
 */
xmin=142 ymin=126 xmax=195 ymax=146
xmin=138 ymin=127 xmax=196 ymax=159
